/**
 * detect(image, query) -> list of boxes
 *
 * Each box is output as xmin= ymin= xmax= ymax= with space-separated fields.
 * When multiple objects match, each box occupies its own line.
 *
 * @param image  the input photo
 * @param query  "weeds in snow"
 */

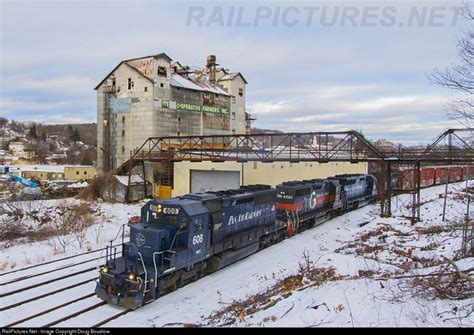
xmin=207 ymin=251 xmax=344 ymax=326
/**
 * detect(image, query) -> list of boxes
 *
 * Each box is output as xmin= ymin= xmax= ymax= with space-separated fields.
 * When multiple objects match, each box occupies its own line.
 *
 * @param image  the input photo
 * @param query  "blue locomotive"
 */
xmin=96 ymin=185 xmax=285 ymax=309
xmin=96 ymin=174 xmax=377 ymax=309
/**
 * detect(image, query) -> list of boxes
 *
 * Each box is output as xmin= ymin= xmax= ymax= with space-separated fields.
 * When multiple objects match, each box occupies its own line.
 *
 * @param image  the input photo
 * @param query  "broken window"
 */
xmin=122 ymin=146 xmax=125 ymax=154
xmin=122 ymin=130 xmax=125 ymax=137
xmin=203 ymin=93 xmax=214 ymax=106
xmin=158 ymin=66 xmax=167 ymax=76
xmin=128 ymin=78 xmax=134 ymax=90
xmin=122 ymin=116 xmax=126 ymax=123
xmin=144 ymin=87 xmax=148 ymax=92
xmin=238 ymin=88 xmax=243 ymax=97
xmin=232 ymin=112 xmax=236 ymax=120
xmin=84 ymin=171 xmax=87 ymax=175
xmin=160 ymin=83 xmax=164 ymax=88
xmin=76 ymin=171 xmax=79 ymax=175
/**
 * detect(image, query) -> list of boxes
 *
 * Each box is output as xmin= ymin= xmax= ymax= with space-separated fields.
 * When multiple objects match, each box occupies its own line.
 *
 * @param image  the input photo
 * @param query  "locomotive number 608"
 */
xmin=192 ymin=234 xmax=204 ymax=245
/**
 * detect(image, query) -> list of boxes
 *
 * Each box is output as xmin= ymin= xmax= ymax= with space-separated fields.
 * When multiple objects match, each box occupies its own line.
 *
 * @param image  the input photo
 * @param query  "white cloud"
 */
xmin=0 ymin=1 xmax=465 ymax=143
xmin=248 ymin=84 xmax=459 ymax=144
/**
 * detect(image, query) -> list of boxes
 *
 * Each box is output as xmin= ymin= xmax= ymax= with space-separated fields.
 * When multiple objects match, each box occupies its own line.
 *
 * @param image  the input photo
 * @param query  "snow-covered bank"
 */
xmin=1 ymin=181 xmax=472 ymax=327
xmin=0 ymin=199 xmax=146 ymax=271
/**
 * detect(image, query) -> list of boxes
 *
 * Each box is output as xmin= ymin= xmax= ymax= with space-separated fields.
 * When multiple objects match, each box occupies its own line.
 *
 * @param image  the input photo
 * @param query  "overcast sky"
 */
xmin=0 ymin=0 xmax=468 ymax=144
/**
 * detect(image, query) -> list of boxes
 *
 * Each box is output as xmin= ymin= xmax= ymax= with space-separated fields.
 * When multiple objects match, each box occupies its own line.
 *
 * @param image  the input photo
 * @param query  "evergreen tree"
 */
xmin=28 ymin=124 xmax=38 ymax=139
xmin=70 ymin=127 xmax=81 ymax=142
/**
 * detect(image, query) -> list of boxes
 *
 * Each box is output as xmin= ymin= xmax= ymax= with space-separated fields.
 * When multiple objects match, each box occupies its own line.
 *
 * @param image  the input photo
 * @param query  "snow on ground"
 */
xmin=0 ymin=199 xmax=146 ymax=271
xmin=107 ymin=181 xmax=471 ymax=328
xmin=0 ymin=181 xmax=472 ymax=327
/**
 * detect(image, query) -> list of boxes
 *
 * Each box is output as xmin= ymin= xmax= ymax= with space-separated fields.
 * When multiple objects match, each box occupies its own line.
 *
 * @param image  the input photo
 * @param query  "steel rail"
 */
xmin=3 ymin=293 xmax=96 ymax=327
xmin=42 ymin=301 xmax=107 ymax=327
xmin=0 ymin=267 xmax=96 ymax=298
xmin=0 ymin=244 xmax=121 ymax=277
xmin=0 ymin=278 xmax=96 ymax=312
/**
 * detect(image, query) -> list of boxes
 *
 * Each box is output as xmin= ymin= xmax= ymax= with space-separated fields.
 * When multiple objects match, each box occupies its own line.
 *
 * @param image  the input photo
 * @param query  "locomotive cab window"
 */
xmin=179 ymin=218 xmax=189 ymax=231
xmin=148 ymin=212 xmax=178 ymax=227
xmin=193 ymin=217 xmax=204 ymax=232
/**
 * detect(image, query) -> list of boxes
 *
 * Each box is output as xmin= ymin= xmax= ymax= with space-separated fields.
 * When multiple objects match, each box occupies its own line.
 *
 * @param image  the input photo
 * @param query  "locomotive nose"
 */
xmin=95 ymin=278 xmax=145 ymax=310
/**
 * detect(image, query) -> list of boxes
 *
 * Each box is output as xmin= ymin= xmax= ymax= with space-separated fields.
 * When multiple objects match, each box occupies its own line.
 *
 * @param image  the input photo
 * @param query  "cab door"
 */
xmin=188 ymin=215 xmax=209 ymax=263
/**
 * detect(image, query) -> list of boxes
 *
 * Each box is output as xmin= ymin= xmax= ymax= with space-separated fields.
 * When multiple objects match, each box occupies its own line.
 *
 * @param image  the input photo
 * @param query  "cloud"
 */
xmin=21 ymin=76 xmax=96 ymax=93
xmin=248 ymin=83 xmax=459 ymax=143
xmin=0 ymin=0 xmax=466 ymax=145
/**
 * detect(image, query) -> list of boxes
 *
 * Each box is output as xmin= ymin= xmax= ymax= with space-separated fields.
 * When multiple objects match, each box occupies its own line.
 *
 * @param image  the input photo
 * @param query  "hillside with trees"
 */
xmin=0 ymin=117 xmax=97 ymax=165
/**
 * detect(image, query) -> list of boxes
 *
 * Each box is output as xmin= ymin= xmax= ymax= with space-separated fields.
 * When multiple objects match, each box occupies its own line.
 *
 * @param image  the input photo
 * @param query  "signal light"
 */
xmin=128 ymin=273 xmax=135 ymax=281
xmin=101 ymin=266 xmax=109 ymax=273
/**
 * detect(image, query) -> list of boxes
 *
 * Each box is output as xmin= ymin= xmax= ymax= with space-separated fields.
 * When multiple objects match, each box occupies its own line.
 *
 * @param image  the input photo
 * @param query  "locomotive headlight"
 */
xmin=101 ymin=266 xmax=109 ymax=273
xmin=157 ymin=204 xmax=162 ymax=213
xmin=128 ymin=273 xmax=135 ymax=281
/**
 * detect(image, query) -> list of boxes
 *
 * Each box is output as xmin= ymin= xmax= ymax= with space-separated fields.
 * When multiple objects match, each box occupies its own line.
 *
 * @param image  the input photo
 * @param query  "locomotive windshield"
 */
xmin=148 ymin=213 xmax=178 ymax=227
xmin=143 ymin=203 xmax=190 ymax=231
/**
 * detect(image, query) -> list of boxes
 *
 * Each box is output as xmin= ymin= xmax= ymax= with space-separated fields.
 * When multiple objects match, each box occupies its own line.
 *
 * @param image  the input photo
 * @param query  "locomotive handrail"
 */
xmin=152 ymin=249 xmax=177 ymax=285
xmin=169 ymin=229 xmax=189 ymax=251
xmin=137 ymin=277 xmax=144 ymax=292
xmin=152 ymin=251 xmax=163 ymax=286
xmin=96 ymin=248 xmax=106 ymax=273
xmin=137 ymin=252 xmax=148 ymax=293
xmin=110 ymin=224 xmax=127 ymax=245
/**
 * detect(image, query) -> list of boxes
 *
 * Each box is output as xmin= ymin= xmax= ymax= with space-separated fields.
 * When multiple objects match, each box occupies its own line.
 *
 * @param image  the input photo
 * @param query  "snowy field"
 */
xmin=0 ymin=181 xmax=472 ymax=327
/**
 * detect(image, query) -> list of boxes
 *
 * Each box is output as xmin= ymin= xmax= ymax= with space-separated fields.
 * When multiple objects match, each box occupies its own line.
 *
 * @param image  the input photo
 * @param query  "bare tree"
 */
xmin=49 ymin=202 xmax=95 ymax=253
xmin=430 ymin=3 xmax=474 ymax=127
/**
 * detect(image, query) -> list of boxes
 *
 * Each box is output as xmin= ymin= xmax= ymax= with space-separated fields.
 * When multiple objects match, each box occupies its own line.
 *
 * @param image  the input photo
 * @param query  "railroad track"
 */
xmin=0 ymin=245 xmax=123 ymax=327
xmin=0 ymin=245 xmax=119 ymax=278
xmin=43 ymin=303 xmax=135 ymax=328
xmin=4 ymin=293 xmax=96 ymax=327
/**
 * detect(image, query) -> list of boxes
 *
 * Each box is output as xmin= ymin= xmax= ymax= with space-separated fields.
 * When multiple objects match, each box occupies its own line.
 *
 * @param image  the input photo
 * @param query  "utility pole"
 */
xmin=442 ymin=167 xmax=450 ymax=222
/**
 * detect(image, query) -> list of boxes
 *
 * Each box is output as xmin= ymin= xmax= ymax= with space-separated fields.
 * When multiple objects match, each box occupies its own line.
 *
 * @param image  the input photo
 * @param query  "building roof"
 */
xmin=3 ymin=164 xmax=95 ymax=173
xmin=7 ymin=165 xmax=65 ymax=173
xmin=94 ymin=52 xmax=172 ymax=90
xmin=170 ymin=74 xmax=230 ymax=96
xmin=115 ymin=175 xmax=150 ymax=186
xmin=219 ymin=72 xmax=248 ymax=84
xmin=94 ymin=52 xmax=239 ymax=95
xmin=123 ymin=52 xmax=172 ymax=63
xmin=94 ymin=62 xmax=155 ymax=90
